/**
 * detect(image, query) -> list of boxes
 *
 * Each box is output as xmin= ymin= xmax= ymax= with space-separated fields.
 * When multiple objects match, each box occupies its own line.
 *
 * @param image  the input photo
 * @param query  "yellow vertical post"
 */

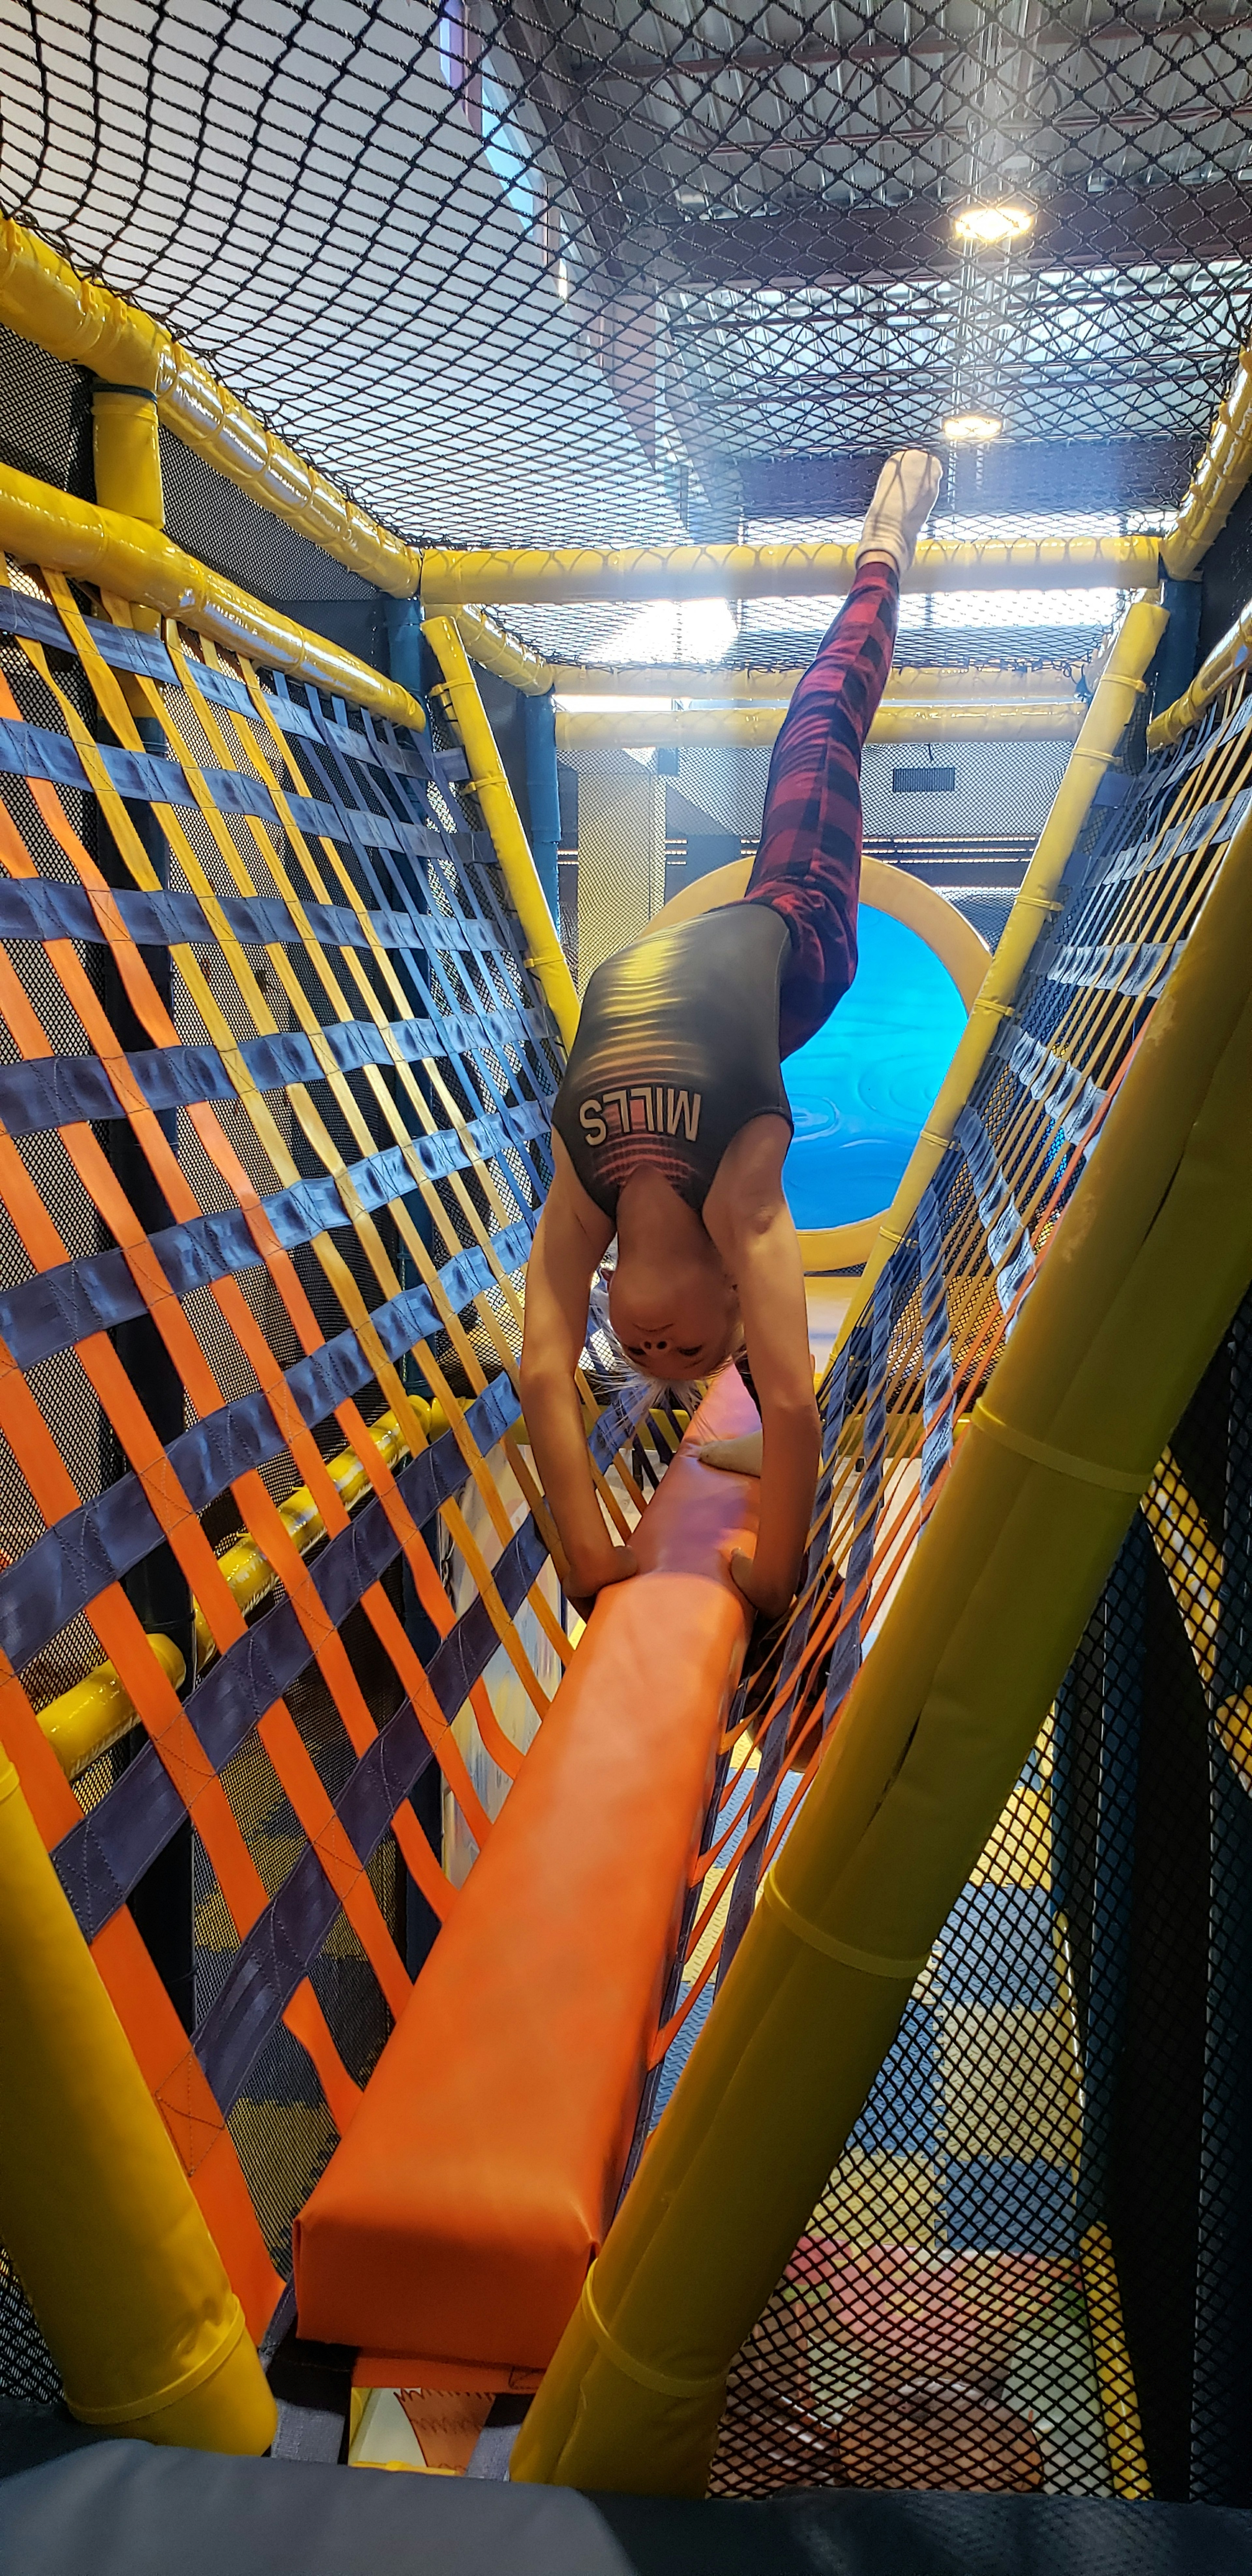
xmin=92 ymin=383 xmax=165 ymax=631
xmin=1081 ymin=2222 xmax=1152 ymax=2498
xmin=422 ymin=613 xmax=580 ymax=1049
xmin=0 ymin=1747 xmax=276 ymax=2449
xmin=511 ymin=736 xmax=1252 ymax=2499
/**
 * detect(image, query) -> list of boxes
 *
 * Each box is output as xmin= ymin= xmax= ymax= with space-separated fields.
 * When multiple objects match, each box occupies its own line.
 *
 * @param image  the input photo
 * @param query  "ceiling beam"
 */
xmin=570 ymin=15 xmax=1252 ymax=85
xmin=635 ymin=182 xmax=1252 ymax=289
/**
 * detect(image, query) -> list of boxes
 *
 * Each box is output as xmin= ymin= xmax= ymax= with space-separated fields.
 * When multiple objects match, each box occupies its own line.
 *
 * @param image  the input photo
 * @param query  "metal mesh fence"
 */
xmin=634 ymin=653 xmax=1252 ymax=2508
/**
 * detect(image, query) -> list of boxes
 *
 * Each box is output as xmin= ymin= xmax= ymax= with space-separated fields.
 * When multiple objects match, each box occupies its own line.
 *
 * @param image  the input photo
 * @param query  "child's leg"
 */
xmin=744 ymin=445 xmax=943 ymax=1059
xmin=743 ymin=558 xmax=898 ymax=1058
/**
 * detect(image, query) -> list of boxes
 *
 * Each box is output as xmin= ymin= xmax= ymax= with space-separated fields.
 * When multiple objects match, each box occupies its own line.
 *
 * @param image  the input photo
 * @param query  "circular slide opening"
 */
xmin=647 ymin=855 xmax=990 ymax=1264
xmin=782 ymin=908 xmax=969 ymax=1233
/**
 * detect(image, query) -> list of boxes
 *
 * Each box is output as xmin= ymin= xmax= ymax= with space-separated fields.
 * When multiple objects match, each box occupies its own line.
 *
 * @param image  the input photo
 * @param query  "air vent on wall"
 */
xmin=893 ymin=764 xmax=957 ymax=795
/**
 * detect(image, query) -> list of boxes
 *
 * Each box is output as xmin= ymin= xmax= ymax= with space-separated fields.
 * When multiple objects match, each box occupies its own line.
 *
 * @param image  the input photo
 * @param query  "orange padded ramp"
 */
xmin=293 ymin=1369 xmax=758 ymax=2376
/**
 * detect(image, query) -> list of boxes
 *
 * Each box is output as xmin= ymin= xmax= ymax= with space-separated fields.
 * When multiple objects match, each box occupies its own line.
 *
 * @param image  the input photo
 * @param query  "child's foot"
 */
xmin=699 ymin=1432 xmax=763 ymax=1477
xmin=856 ymin=447 xmax=944 ymax=576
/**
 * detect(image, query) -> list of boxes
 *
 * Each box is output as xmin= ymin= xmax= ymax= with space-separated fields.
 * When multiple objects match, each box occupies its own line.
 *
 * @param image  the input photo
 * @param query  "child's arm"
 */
xmin=705 ymin=1120 xmax=820 ymax=1620
xmin=520 ymin=1138 xmax=638 ymax=1612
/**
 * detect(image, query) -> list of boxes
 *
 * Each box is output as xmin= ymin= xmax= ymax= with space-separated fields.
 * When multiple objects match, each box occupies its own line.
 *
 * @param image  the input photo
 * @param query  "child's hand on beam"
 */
xmin=565 ymin=1543 xmax=639 ymax=1623
xmin=729 ymin=1547 xmax=797 ymax=1622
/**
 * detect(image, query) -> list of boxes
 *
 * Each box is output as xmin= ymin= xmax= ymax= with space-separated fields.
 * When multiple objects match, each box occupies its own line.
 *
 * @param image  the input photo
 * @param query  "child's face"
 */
xmin=608 ymin=1245 xmax=740 ymax=1380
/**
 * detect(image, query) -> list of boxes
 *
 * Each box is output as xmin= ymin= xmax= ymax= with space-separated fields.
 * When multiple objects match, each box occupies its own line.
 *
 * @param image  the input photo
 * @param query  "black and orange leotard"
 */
xmin=552 ymin=563 xmax=901 ymax=1219
xmin=552 ymin=903 xmax=793 ymax=1219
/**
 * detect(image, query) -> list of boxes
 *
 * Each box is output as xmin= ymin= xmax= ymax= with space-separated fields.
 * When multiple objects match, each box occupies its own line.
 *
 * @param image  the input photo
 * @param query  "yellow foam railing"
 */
xmin=0 ymin=457 xmax=425 ymax=728
xmin=556 ymin=701 xmax=1084 ymax=751
xmin=420 ymin=531 xmax=1162 ymax=610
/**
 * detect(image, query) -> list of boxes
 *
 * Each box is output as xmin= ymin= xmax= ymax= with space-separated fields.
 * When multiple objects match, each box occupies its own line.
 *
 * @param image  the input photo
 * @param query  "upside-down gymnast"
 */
xmin=521 ymin=448 xmax=944 ymax=1620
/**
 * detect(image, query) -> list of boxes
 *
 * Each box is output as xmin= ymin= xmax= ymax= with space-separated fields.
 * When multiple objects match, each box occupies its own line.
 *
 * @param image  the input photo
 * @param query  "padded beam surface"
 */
xmin=5 ymin=2444 xmax=1252 ymax=2576
xmin=294 ymin=1371 xmax=759 ymax=2375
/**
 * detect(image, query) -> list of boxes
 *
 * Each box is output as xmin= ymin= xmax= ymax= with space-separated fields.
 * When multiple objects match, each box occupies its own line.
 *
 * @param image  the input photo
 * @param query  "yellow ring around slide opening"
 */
xmin=648 ymin=856 xmax=990 ymax=1274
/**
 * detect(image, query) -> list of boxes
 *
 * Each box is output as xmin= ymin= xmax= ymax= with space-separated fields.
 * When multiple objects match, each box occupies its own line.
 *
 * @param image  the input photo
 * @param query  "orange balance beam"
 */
xmin=293 ymin=1367 xmax=759 ymax=2380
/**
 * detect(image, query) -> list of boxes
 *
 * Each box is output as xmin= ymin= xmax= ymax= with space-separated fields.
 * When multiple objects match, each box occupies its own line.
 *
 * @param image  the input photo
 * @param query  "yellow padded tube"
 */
xmin=548 ymin=660 xmax=1082 ymax=704
xmin=423 ymin=614 xmax=580 ymax=1048
xmin=0 ymin=1746 xmax=277 ymax=2449
xmin=555 ymin=701 xmax=1084 ymax=751
xmin=0 ymin=458 xmax=425 ymax=728
xmin=1162 ymin=342 xmax=1252 ymax=582
xmin=512 ymin=637 xmax=1252 ymax=2500
xmin=1148 ymin=592 xmax=1252 ymax=751
xmin=453 ymin=607 xmax=555 ymax=694
xmin=92 ymin=387 xmax=165 ymax=529
xmin=420 ymin=531 xmax=1162 ymax=610
xmin=92 ymin=383 xmax=165 ymax=639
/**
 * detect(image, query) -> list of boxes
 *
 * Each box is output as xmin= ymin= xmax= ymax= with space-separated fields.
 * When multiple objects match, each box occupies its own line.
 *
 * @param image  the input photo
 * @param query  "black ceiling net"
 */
xmin=0 ymin=0 xmax=1246 ymax=594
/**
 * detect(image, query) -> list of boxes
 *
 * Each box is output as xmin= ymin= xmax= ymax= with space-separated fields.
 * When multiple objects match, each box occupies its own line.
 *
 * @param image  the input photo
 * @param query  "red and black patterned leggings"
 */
xmin=744 ymin=556 xmax=900 ymax=1059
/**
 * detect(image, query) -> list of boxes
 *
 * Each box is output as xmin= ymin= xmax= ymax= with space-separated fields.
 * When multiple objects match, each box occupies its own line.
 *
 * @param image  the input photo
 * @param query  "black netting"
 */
xmin=0 ymin=1 xmax=1248 ymax=612
xmin=0 ymin=321 xmax=83 ymax=491
xmin=0 ymin=2257 xmax=58 ymax=2408
xmin=707 ymin=1301 xmax=1252 ymax=2507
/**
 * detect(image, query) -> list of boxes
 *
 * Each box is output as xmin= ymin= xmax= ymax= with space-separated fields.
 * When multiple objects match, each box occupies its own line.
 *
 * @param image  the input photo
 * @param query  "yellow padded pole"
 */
xmin=555 ymin=701 xmax=1083 ymax=751
xmin=92 ymin=383 xmax=165 ymax=637
xmin=512 ymin=662 xmax=1252 ymax=2500
xmin=549 ymin=660 xmax=1081 ymax=704
xmin=829 ymin=597 xmax=1168 ymax=1349
xmin=421 ymin=532 xmax=1161 ymax=610
xmin=0 ymin=458 xmax=425 ymax=728
xmin=1162 ymin=342 xmax=1252 ymax=582
xmin=92 ymin=386 xmax=165 ymax=529
xmin=0 ymin=1746 xmax=276 ymax=2450
xmin=423 ymin=613 xmax=580 ymax=1049
xmin=1148 ymin=592 xmax=1252 ymax=750
xmin=453 ymin=608 xmax=556 ymax=694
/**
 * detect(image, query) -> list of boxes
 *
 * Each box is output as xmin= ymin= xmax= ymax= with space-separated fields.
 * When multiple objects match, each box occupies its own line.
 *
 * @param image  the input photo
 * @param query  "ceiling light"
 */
xmin=942 ymin=409 xmax=1004 ymax=442
xmin=951 ymin=199 xmax=1035 ymax=248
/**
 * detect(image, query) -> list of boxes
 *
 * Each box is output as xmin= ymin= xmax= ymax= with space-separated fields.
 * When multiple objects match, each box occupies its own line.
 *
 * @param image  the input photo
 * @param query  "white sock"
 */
xmin=856 ymin=448 xmax=945 ymax=576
